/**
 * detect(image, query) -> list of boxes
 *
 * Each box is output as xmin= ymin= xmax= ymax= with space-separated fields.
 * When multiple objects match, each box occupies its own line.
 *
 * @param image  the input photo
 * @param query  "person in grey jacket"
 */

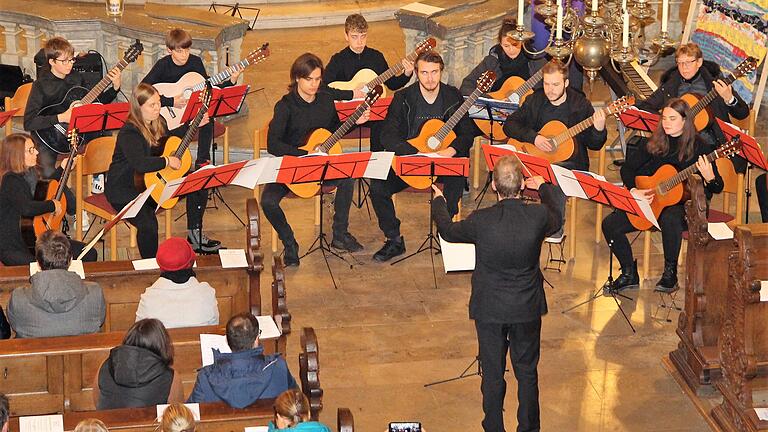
xmin=8 ymin=230 xmax=105 ymax=338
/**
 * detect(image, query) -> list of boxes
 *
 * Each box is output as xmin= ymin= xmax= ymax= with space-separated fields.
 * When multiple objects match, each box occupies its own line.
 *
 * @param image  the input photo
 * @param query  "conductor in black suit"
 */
xmin=431 ymin=155 xmax=562 ymax=432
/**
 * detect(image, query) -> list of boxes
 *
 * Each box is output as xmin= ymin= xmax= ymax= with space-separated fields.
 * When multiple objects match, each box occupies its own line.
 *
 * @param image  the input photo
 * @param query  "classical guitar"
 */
xmin=34 ymin=40 xmax=144 ymax=155
xmin=154 ymin=43 xmax=269 ymax=130
xmin=512 ymin=96 xmax=635 ymax=163
xmin=327 ymin=37 xmax=436 ymax=99
xmin=32 ymin=129 xmax=80 ymax=236
xmin=679 ymin=56 xmax=757 ymax=131
xmin=474 ymin=69 xmax=544 ymax=139
xmin=627 ymin=135 xmax=742 ymax=231
xmin=287 ymin=85 xmax=384 ymax=199
xmin=139 ymin=84 xmax=213 ymax=210
xmin=398 ymin=70 xmax=496 ymax=190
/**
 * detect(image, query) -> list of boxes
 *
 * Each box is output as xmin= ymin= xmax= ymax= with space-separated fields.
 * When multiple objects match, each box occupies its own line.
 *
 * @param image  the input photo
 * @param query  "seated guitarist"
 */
xmin=502 ymin=59 xmax=607 ymax=239
xmin=370 ymin=51 xmax=474 ymax=262
xmin=601 ymin=98 xmax=723 ymax=293
xmin=263 ymin=53 xmax=370 ymax=267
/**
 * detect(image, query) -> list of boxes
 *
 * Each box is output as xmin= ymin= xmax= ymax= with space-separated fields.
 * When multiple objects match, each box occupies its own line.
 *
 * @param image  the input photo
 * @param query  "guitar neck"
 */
xmin=433 ymin=87 xmax=484 ymax=143
xmin=54 ymin=143 xmax=79 ymax=200
xmin=368 ymin=48 xmax=422 ymax=89
xmin=80 ymin=58 xmax=130 ymax=105
xmin=513 ymin=69 xmax=544 ymax=99
xmin=175 ymin=107 xmax=208 ymax=158
xmin=689 ymin=73 xmax=738 ymax=117
xmin=551 ymin=106 xmax=604 ymax=146
xmin=319 ymin=102 xmax=371 ymax=153
xmin=206 ymin=57 xmax=250 ymax=88
xmin=660 ymin=149 xmax=720 ymax=192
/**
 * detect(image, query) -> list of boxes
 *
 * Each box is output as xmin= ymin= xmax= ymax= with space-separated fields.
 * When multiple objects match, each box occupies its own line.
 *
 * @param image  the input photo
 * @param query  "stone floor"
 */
xmin=93 ymin=17 xmax=768 ymax=432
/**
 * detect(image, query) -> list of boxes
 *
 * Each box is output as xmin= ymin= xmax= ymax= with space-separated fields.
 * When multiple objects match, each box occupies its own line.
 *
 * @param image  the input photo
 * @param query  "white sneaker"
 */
xmin=92 ymin=174 xmax=104 ymax=194
xmin=77 ymin=210 xmax=91 ymax=232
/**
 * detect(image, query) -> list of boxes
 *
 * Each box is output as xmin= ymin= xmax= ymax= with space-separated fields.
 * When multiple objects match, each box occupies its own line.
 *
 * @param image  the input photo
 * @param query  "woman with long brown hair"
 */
xmin=601 ymin=98 xmax=723 ymax=293
xmin=0 ymin=133 xmax=95 ymax=265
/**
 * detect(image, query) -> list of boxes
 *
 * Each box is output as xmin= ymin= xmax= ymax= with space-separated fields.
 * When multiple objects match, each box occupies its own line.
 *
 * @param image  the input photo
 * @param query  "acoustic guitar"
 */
xmin=154 ymin=43 xmax=269 ymax=131
xmin=397 ymin=70 xmax=496 ymax=190
xmin=139 ymin=84 xmax=213 ymax=210
xmin=474 ymin=69 xmax=544 ymax=139
xmin=680 ymin=56 xmax=757 ymax=132
xmin=34 ymin=40 xmax=143 ymax=155
xmin=327 ymin=38 xmax=436 ymax=99
xmin=512 ymin=96 xmax=635 ymax=163
xmin=32 ymin=128 xmax=80 ymax=236
xmin=627 ymin=135 xmax=742 ymax=231
xmin=287 ymin=85 xmax=384 ymax=199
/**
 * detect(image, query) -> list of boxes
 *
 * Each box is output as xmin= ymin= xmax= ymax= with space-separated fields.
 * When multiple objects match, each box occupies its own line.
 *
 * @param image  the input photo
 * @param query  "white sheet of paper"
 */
xmin=123 ymin=184 xmax=156 ymax=219
xmin=155 ymin=177 xmax=183 ymax=211
xmin=244 ymin=427 xmax=269 ymax=432
xmin=755 ymin=407 xmax=768 ymax=421
xmin=157 ymin=403 xmax=201 ymax=421
xmin=230 ymin=159 xmax=268 ymax=189
xmin=551 ymin=165 xmax=587 ymax=200
xmin=363 ymin=151 xmax=395 ymax=180
xmin=572 ymin=169 xmax=606 ymax=182
xmin=630 ymin=189 xmax=660 ymax=230
xmin=132 ymin=258 xmax=159 ymax=270
xmin=30 ymin=260 xmax=85 ymax=279
xmin=494 ymin=144 xmax=517 ymax=152
xmin=438 ymin=235 xmax=475 ymax=272
xmin=19 ymin=415 xmax=64 ymax=432
xmin=415 ymin=152 xmax=449 ymax=158
xmin=256 ymin=156 xmax=284 ymax=184
xmin=400 ymin=2 xmax=445 ymax=15
xmin=219 ymin=249 xmax=248 ymax=268
xmin=708 ymin=222 xmax=734 ymax=240
xmin=199 ymin=316 xmax=281 ymax=366
xmin=256 ymin=315 xmax=281 ymax=339
xmin=761 ymin=281 xmax=768 ymax=302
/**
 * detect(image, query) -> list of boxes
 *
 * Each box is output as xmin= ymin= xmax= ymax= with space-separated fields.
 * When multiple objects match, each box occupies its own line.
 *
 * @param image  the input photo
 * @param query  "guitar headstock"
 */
xmin=124 ymin=39 xmax=143 ymax=63
xmin=717 ymin=134 xmax=743 ymax=159
xmin=415 ymin=37 xmax=437 ymax=54
xmin=200 ymin=82 xmax=213 ymax=109
xmin=732 ymin=56 xmax=758 ymax=79
xmin=365 ymin=85 xmax=383 ymax=106
xmin=246 ymin=43 xmax=270 ymax=64
xmin=607 ymin=95 xmax=635 ymax=116
xmin=477 ymin=71 xmax=497 ymax=93
xmin=67 ymin=128 xmax=78 ymax=149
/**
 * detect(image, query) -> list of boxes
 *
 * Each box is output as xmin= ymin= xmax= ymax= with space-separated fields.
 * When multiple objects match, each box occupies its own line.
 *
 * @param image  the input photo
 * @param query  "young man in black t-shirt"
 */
xmin=264 ymin=53 xmax=370 ymax=266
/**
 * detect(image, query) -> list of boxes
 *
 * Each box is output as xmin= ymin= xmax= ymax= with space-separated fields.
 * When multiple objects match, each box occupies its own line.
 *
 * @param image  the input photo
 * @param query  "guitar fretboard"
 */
xmin=81 ymin=58 xmax=130 ymax=105
xmin=550 ymin=106 xmax=610 ymax=147
xmin=319 ymin=100 xmax=374 ymax=153
xmin=433 ymin=87 xmax=485 ymax=143
xmin=175 ymin=101 xmax=210 ymax=159
xmin=193 ymin=57 xmax=252 ymax=92
xmin=510 ymin=69 xmax=543 ymax=101
xmin=659 ymin=149 xmax=720 ymax=193
xmin=689 ymin=72 xmax=739 ymax=118
xmin=367 ymin=44 xmax=427 ymax=89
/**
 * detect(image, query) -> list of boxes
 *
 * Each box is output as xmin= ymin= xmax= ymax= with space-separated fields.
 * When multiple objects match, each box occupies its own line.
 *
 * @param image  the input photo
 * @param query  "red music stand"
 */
xmin=715 ymin=119 xmax=768 ymax=171
xmin=481 ymin=144 xmax=557 ymax=183
xmin=335 ymin=96 xmax=392 ymax=122
xmin=0 ymin=108 xmax=19 ymax=128
xmin=182 ymin=85 xmax=250 ymax=123
xmin=69 ymin=103 xmax=129 ymax=133
xmin=619 ymin=108 xmax=660 ymax=132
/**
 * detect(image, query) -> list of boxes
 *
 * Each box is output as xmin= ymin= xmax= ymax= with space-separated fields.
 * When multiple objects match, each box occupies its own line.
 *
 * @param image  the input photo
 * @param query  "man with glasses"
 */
xmin=187 ymin=312 xmax=297 ymax=409
xmin=636 ymin=42 xmax=750 ymax=151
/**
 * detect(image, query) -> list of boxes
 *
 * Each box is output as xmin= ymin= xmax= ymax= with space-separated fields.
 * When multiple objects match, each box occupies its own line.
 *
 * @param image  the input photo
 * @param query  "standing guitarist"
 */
xmin=323 ymin=14 xmax=414 ymax=152
xmin=264 ymin=53 xmax=370 ymax=267
xmin=370 ymin=51 xmax=474 ymax=262
xmin=502 ymin=60 xmax=607 ymax=239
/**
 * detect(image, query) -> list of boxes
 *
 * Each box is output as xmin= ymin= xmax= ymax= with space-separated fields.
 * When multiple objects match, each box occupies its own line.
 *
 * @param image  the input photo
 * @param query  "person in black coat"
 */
xmin=370 ymin=51 xmax=475 ymax=262
xmin=0 ymin=133 xmax=96 ymax=266
xmin=602 ymin=98 xmax=723 ymax=293
xmin=432 ymin=155 xmax=562 ymax=432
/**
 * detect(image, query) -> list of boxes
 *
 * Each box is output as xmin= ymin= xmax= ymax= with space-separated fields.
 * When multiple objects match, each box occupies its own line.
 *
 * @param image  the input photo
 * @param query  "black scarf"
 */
xmin=160 ymin=268 xmax=196 ymax=284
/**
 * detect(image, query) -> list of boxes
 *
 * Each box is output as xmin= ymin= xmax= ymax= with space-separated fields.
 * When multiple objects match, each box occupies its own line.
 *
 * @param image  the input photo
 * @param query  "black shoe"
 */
xmin=604 ymin=260 xmax=639 ymax=294
xmin=655 ymin=263 xmax=678 ymax=293
xmin=372 ymin=237 xmax=405 ymax=262
xmin=188 ymin=231 xmax=222 ymax=254
xmin=283 ymin=241 xmax=300 ymax=267
xmin=331 ymin=232 xmax=363 ymax=253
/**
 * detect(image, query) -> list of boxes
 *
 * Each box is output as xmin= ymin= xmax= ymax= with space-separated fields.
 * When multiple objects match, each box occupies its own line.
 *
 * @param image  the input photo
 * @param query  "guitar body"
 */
xmin=626 ymin=164 xmax=684 ymax=231
xmin=33 ymin=86 xmax=89 ymax=154
xmin=514 ymin=120 xmax=575 ymax=163
xmin=397 ymin=119 xmax=457 ymax=189
xmin=143 ymin=136 xmax=193 ymax=209
xmin=32 ymin=179 xmax=67 ymax=236
xmin=287 ymin=129 xmax=343 ymax=198
xmin=474 ymin=76 xmax=532 ymax=140
xmin=328 ymin=69 xmax=388 ymax=98
xmin=153 ymin=72 xmax=206 ymax=130
xmin=680 ymin=93 xmax=710 ymax=132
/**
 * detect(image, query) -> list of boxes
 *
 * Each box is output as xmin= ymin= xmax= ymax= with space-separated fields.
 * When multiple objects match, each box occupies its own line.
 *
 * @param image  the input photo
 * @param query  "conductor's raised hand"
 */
xmin=431 ymin=184 xmax=444 ymax=199
xmin=524 ymin=175 xmax=545 ymax=190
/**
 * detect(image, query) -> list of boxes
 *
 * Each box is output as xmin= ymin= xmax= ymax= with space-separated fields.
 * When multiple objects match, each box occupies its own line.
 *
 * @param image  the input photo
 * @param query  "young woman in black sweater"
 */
xmin=0 ymin=133 xmax=96 ymax=265
xmin=601 ymin=98 xmax=723 ymax=293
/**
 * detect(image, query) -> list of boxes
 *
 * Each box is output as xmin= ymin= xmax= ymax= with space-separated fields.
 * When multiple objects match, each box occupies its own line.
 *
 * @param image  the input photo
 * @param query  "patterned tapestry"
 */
xmin=690 ymin=0 xmax=768 ymax=104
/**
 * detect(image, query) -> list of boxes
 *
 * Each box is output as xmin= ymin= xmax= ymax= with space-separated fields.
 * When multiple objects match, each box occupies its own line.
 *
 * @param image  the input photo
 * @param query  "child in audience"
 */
xmin=161 ymin=403 xmax=196 ymax=432
xmin=268 ymin=389 xmax=330 ymax=432
xmin=74 ymin=419 xmax=109 ymax=432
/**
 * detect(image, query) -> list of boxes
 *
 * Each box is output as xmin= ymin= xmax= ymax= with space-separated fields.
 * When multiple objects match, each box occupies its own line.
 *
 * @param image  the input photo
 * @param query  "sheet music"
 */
xmin=219 ymin=249 xmax=249 ymax=268
xmin=551 ymin=165 xmax=587 ymax=200
xmin=19 ymin=414 xmax=64 ymax=432
xmin=200 ymin=316 xmax=281 ymax=366
xmin=155 ymin=178 xmax=183 ymax=211
xmin=230 ymin=159 xmax=268 ymax=189
xmin=30 ymin=260 xmax=85 ymax=279
xmin=415 ymin=152 xmax=449 ymax=158
xmin=755 ymin=407 xmax=768 ymax=421
xmin=630 ymin=190 xmax=660 ymax=230
xmin=157 ymin=403 xmax=201 ymax=421
xmin=707 ymin=222 xmax=734 ymax=240
xmin=363 ymin=151 xmax=395 ymax=180
xmin=438 ymin=235 xmax=475 ymax=272
xmin=123 ymin=184 xmax=156 ymax=218
xmin=760 ymin=281 xmax=768 ymax=302
xmin=256 ymin=156 xmax=284 ymax=184
xmin=132 ymin=258 xmax=159 ymax=270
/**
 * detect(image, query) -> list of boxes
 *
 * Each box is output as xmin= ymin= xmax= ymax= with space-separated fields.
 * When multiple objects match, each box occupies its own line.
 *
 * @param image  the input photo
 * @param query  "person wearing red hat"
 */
xmin=135 ymin=237 xmax=219 ymax=329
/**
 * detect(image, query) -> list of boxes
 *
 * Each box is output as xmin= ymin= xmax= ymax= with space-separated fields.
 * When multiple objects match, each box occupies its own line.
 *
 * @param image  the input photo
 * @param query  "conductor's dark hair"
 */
xmin=226 ymin=312 xmax=260 ymax=352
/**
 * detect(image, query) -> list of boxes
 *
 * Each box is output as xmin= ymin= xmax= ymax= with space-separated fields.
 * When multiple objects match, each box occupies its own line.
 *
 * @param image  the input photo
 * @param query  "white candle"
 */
xmin=592 ymin=0 xmax=598 ymax=13
xmin=556 ymin=1 xmax=564 ymax=40
xmin=622 ymin=10 xmax=630 ymax=47
xmin=518 ymin=0 xmax=525 ymax=25
xmin=621 ymin=0 xmax=627 ymax=12
xmin=661 ymin=0 xmax=669 ymax=33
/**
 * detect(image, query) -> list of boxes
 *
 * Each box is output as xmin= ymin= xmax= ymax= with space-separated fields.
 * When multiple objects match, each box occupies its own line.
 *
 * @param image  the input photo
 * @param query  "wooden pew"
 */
xmin=711 ymin=224 xmax=768 ymax=432
xmin=7 ymin=329 xmax=344 ymax=431
xmin=669 ymin=178 xmax=735 ymax=394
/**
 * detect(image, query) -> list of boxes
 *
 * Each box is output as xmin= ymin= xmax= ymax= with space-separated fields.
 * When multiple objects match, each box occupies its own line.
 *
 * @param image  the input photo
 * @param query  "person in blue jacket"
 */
xmin=268 ymin=389 xmax=331 ymax=432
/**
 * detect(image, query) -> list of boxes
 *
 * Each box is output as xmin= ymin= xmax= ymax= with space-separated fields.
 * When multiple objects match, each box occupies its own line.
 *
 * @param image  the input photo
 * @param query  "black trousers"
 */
xmin=756 ymin=173 xmax=768 ymax=223
xmin=0 ymin=239 xmax=97 ymax=266
xmin=601 ymin=205 xmax=686 ymax=270
xmin=171 ymin=121 xmax=214 ymax=164
xmin=370 ymin=169 xmax=464 ymax=240
xmin=261 ymin=179 xmax=354 ymax=248
xmin=475 ymin=318 xmax=542 ymax=432
xmin=109 ymin=192 xmax=206 ymax=259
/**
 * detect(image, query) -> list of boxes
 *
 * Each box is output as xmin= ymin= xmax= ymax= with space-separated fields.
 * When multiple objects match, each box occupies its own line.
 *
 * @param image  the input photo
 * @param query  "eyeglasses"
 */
xmin=676 ymin=58 xmax=698 ymax=67
xmin=25 ymin=147 xmax=37 ymax=154
xmin=54 ymin=58 xmax=76 ymax=64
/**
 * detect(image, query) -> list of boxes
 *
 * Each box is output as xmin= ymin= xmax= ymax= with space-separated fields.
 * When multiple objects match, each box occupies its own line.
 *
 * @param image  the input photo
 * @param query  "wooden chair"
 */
xmin=3 ymin=83 xmax=32 ymax=137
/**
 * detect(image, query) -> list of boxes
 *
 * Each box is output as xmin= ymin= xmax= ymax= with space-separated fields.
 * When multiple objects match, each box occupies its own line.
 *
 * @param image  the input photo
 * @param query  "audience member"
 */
xmin=8 ymin=230 xmax=105 ymax=338
xmin=188 ymin=313 xmax=297 ymax=408
xmin=135 ymin=237 xmax=219 ymax=328
xmin=94 ymin=318 xmax=184 ymax=409
xmin=161 ymin=403 xmax=196 ymax=432
xmin=267 ymin=389 xmax=330 ymax=431
xmin=74 ymin=419 xmax=110 ymax=432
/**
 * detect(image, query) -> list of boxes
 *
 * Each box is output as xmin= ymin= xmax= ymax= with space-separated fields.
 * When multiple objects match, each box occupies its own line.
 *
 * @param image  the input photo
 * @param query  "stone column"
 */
xmin=0 ymin=22 xmax=23 ymax=65
xmin=19 ymin=24 xmax=44 ymax=77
